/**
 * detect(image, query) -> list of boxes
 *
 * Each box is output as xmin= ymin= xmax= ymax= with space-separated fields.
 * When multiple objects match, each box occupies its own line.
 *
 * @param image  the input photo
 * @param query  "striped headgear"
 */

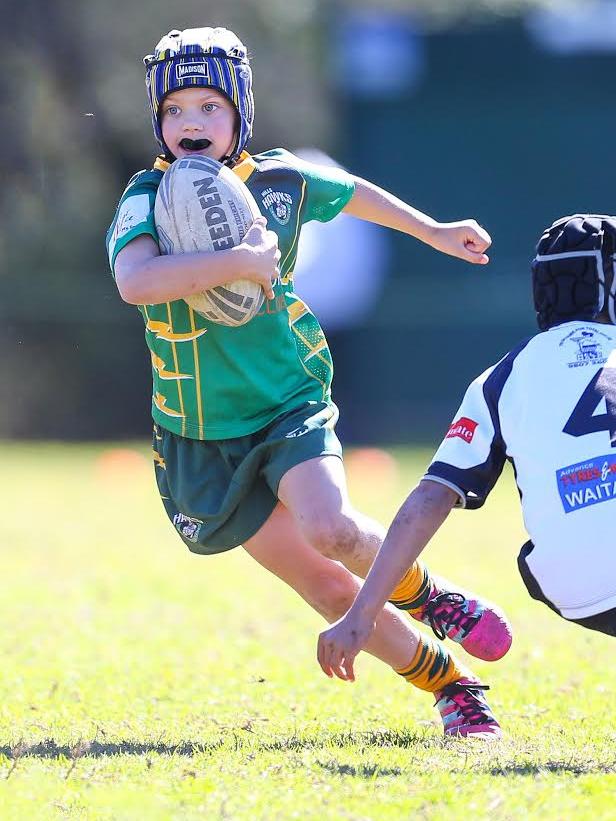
xmin=143 ymin=27 xmax=254 ymax=164
xmin=532 ymin=214 xmax=616 ymax=330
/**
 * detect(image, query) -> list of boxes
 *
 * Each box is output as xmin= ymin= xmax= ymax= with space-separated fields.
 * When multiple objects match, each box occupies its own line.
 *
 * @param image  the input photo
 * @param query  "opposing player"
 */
xmin=318 ymin=213 xmax=616 ymax=683
xmin=106 ymin=26 xmax=511 ymax=737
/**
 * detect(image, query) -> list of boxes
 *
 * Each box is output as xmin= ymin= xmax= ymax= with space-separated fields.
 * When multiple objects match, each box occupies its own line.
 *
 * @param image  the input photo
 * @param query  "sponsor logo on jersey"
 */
xmin=559 ymin=326 xmax=610 ymax=369
xmin=261 ymin=187 xmax=292 ymax=225
xmin=446 ymin=417 xmax=478 ymax=443
xmin=556 ymin=454 xmax=616 ymax=513
xmin=176 ymin=62 xmax=209 ymax=81
xmin=172 ymin=512 xmax=203 ymax=542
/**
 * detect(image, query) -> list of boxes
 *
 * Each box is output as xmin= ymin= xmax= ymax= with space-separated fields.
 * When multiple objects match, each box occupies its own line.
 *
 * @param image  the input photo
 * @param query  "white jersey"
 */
xmin=425 ymin=321 xmax=616 ymax=619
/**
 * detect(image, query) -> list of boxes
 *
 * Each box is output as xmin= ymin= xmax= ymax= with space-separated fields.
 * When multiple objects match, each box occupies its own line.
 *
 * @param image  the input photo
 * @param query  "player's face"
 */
xmin=161 ymin=88 xmax=238 ymax=161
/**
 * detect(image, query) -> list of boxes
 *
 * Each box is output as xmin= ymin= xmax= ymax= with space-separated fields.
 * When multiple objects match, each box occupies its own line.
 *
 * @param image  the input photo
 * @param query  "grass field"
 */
xmin=0 ymin=442 xmax=614 ymax=820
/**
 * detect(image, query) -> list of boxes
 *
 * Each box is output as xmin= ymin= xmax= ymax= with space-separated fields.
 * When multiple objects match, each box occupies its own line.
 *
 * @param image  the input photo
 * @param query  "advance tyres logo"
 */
xmin=556 ymin=454 xmax=616 ymax=513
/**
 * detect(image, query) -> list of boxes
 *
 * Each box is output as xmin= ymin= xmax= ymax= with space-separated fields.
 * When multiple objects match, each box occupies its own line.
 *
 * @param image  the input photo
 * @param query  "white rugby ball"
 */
xmin=154 ymin=155 xmax=264 ymax=326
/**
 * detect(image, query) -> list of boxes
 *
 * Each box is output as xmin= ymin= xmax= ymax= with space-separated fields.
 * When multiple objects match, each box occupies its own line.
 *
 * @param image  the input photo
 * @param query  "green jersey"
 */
xmin=106 ymin=149 xmax=355 ymax=440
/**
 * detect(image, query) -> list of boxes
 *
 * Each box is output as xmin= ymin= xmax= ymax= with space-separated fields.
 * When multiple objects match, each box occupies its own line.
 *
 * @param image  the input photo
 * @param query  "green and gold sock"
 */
xmin=389 ymin=561 xmax=433 ymax=613
xmin=395 ymin=632 xmax=473 ymax=693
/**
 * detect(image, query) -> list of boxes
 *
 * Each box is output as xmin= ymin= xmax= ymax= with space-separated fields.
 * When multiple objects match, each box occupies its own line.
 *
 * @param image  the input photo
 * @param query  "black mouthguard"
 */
xmin=179 ymin=138 xmax=211 ymax=150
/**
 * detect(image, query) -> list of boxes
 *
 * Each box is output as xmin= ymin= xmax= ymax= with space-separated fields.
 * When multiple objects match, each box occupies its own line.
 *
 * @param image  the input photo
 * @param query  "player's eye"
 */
xmin=203 ymin=103 xmax=218 ymax=113
xmin=165 ymin=105 xmax=180 ymax=116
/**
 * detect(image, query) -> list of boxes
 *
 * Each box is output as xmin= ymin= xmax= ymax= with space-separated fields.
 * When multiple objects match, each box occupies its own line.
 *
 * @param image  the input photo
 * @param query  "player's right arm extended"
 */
xmin=317 ymin=480 xmax=458 ymax=681
xmin=114 ymin=217 xmax=279 ymax=305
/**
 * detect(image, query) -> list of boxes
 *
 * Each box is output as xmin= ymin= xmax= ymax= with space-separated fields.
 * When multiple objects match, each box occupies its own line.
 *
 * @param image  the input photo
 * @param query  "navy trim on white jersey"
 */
xmin=427 ymin=337 xmax=532 ymax=509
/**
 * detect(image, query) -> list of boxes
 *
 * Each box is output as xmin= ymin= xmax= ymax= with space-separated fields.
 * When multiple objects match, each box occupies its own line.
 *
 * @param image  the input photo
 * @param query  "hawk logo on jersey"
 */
xmin=559 ymin=326 xmax=610 ymax=369
xmin=172 ymin=512 xmax=203 ymax=542
xmin=261 ymin=187 xmax=292 ymax=225
xmin=556 ymin=454 xmax=616 ymax=513
xmin=446 ymin=417 xmax=478 ymax=443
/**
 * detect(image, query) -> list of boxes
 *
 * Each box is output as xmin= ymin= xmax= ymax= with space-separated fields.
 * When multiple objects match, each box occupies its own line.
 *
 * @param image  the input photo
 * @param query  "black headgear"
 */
xmin=532 ymin=214 xmax=616 ymax=330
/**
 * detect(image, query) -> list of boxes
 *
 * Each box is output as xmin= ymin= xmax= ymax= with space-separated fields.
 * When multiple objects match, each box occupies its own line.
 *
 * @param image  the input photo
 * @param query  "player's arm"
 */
xmin=343 ymin=176 xmax=490 ymax=265
xmin=317 ymin=480 xmax=459 ymax=682
xmin=114 ymin=218 xmax=279 ymax=305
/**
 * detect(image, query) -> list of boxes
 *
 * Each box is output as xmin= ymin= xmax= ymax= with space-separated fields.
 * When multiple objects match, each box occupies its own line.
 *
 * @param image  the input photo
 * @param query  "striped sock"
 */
xmin=389 ymin=562 xmax=433 ymax=613
xmin=395 ymin=632 xmax=474 ymax=693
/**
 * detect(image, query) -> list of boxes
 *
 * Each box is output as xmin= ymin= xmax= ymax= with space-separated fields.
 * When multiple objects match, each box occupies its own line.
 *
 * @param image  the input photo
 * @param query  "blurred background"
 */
xmin=3 ymin=0 xmax=616 ymax=444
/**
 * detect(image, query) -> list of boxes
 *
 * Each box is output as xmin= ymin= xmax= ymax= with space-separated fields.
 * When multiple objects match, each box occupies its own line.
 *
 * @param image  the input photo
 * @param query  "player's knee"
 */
xmin=310 ymin=569 xmax=358 ymax=621
xmin=304 ymin=513 xmax=360 ymax=561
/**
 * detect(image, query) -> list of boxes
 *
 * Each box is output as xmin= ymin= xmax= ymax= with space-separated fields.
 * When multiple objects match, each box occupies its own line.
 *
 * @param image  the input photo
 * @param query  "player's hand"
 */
xmin=427 ymin=220 xmax=491 ymax=265
xmin=317 ymin=612 xmax=376 ymax=682
xmin=239 ymin=217 xmax=281 ymax=300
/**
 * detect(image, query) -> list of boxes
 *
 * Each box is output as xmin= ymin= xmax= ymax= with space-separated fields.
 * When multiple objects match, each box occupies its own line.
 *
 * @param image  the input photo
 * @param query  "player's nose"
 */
xmin=181 ymin=116 xmax=204 ymax=132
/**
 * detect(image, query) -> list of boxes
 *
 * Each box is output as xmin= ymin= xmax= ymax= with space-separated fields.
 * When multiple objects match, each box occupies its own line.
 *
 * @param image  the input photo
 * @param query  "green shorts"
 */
xmin=153 ymin=401 xmax=342 ymax=555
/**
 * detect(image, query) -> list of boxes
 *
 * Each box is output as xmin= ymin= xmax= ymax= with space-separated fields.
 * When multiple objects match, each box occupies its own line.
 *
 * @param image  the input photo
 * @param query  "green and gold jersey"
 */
xmin=106 ymin=149 xmax=355 ymax=440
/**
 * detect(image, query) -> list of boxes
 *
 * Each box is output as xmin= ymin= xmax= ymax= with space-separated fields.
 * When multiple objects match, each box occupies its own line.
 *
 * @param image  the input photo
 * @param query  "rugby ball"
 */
xmin=154 ymin=156 xmax=264 ymax=326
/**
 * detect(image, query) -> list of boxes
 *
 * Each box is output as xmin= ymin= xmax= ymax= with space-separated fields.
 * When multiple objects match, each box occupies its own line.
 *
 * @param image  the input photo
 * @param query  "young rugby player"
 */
xmin=318 ymin=214 xmax=616 ymax=692
xmin=106 ymin=26 xmax=511 ymax=737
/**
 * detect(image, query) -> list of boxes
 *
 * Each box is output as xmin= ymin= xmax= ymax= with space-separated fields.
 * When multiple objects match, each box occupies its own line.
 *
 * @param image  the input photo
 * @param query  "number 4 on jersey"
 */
xmin=564 ymin=365 xmax=616 ymax=447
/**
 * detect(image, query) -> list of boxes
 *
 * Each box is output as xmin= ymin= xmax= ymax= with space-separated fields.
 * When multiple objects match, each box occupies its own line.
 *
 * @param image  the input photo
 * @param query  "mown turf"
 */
xmin=0 ymin=442 xmax=613 ymax=820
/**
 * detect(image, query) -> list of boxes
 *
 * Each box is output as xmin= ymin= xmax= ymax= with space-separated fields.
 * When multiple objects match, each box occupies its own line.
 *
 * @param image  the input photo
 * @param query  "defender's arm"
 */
xmin=317 ymin=480 xmax=458 ymax=681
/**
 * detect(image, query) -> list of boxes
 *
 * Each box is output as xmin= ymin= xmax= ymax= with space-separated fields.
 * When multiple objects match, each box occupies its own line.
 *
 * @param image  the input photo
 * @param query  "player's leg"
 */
xmin=275 ymin=453 xmax=512 ymax=661
xmin=243 ymin=502 xmax=501 ymax=737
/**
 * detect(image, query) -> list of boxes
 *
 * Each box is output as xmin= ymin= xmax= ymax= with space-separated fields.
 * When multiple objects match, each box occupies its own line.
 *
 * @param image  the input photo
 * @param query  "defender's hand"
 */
xmin=317 ymin=612 xmax=376 ymax=682
xmin=239 ymin=217 xmax=281 ymax=300
xmin=427 ymin=220 xmax=491 ymax=265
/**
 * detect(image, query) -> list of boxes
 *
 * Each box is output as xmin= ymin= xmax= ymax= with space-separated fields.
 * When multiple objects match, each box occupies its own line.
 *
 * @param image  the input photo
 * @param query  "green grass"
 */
xmin=0 ymin=442 xmax=614 ymax=820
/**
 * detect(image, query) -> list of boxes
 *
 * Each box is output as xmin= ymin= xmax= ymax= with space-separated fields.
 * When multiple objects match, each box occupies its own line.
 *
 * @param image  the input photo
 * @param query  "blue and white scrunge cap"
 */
xmin=143 ymin=27 xmax=254 ymax=164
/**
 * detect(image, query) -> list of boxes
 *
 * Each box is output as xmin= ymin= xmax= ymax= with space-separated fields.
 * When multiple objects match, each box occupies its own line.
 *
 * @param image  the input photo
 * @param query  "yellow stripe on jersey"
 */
xmin=188 ymin=306 xmax=205 ymax=434
xmin=287 ymin=298 xmax=330 ymax=368
xmin=286 ymin=298 xmax=309 ymax=324
xmin=291 ymin=324 xmax=330 ymax=369
xmin=303 ymin=338 xmax=328 ymax=362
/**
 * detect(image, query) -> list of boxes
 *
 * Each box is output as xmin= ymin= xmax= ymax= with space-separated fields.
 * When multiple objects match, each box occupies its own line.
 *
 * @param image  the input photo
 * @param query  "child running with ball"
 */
xmin=106 ymin=26 xmax=511 ymax=738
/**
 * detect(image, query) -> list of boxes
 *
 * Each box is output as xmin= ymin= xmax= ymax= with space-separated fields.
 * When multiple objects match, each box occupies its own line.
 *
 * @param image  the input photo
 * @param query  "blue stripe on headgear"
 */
xmin=144 ymin=28 xmax=254 ymax=164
